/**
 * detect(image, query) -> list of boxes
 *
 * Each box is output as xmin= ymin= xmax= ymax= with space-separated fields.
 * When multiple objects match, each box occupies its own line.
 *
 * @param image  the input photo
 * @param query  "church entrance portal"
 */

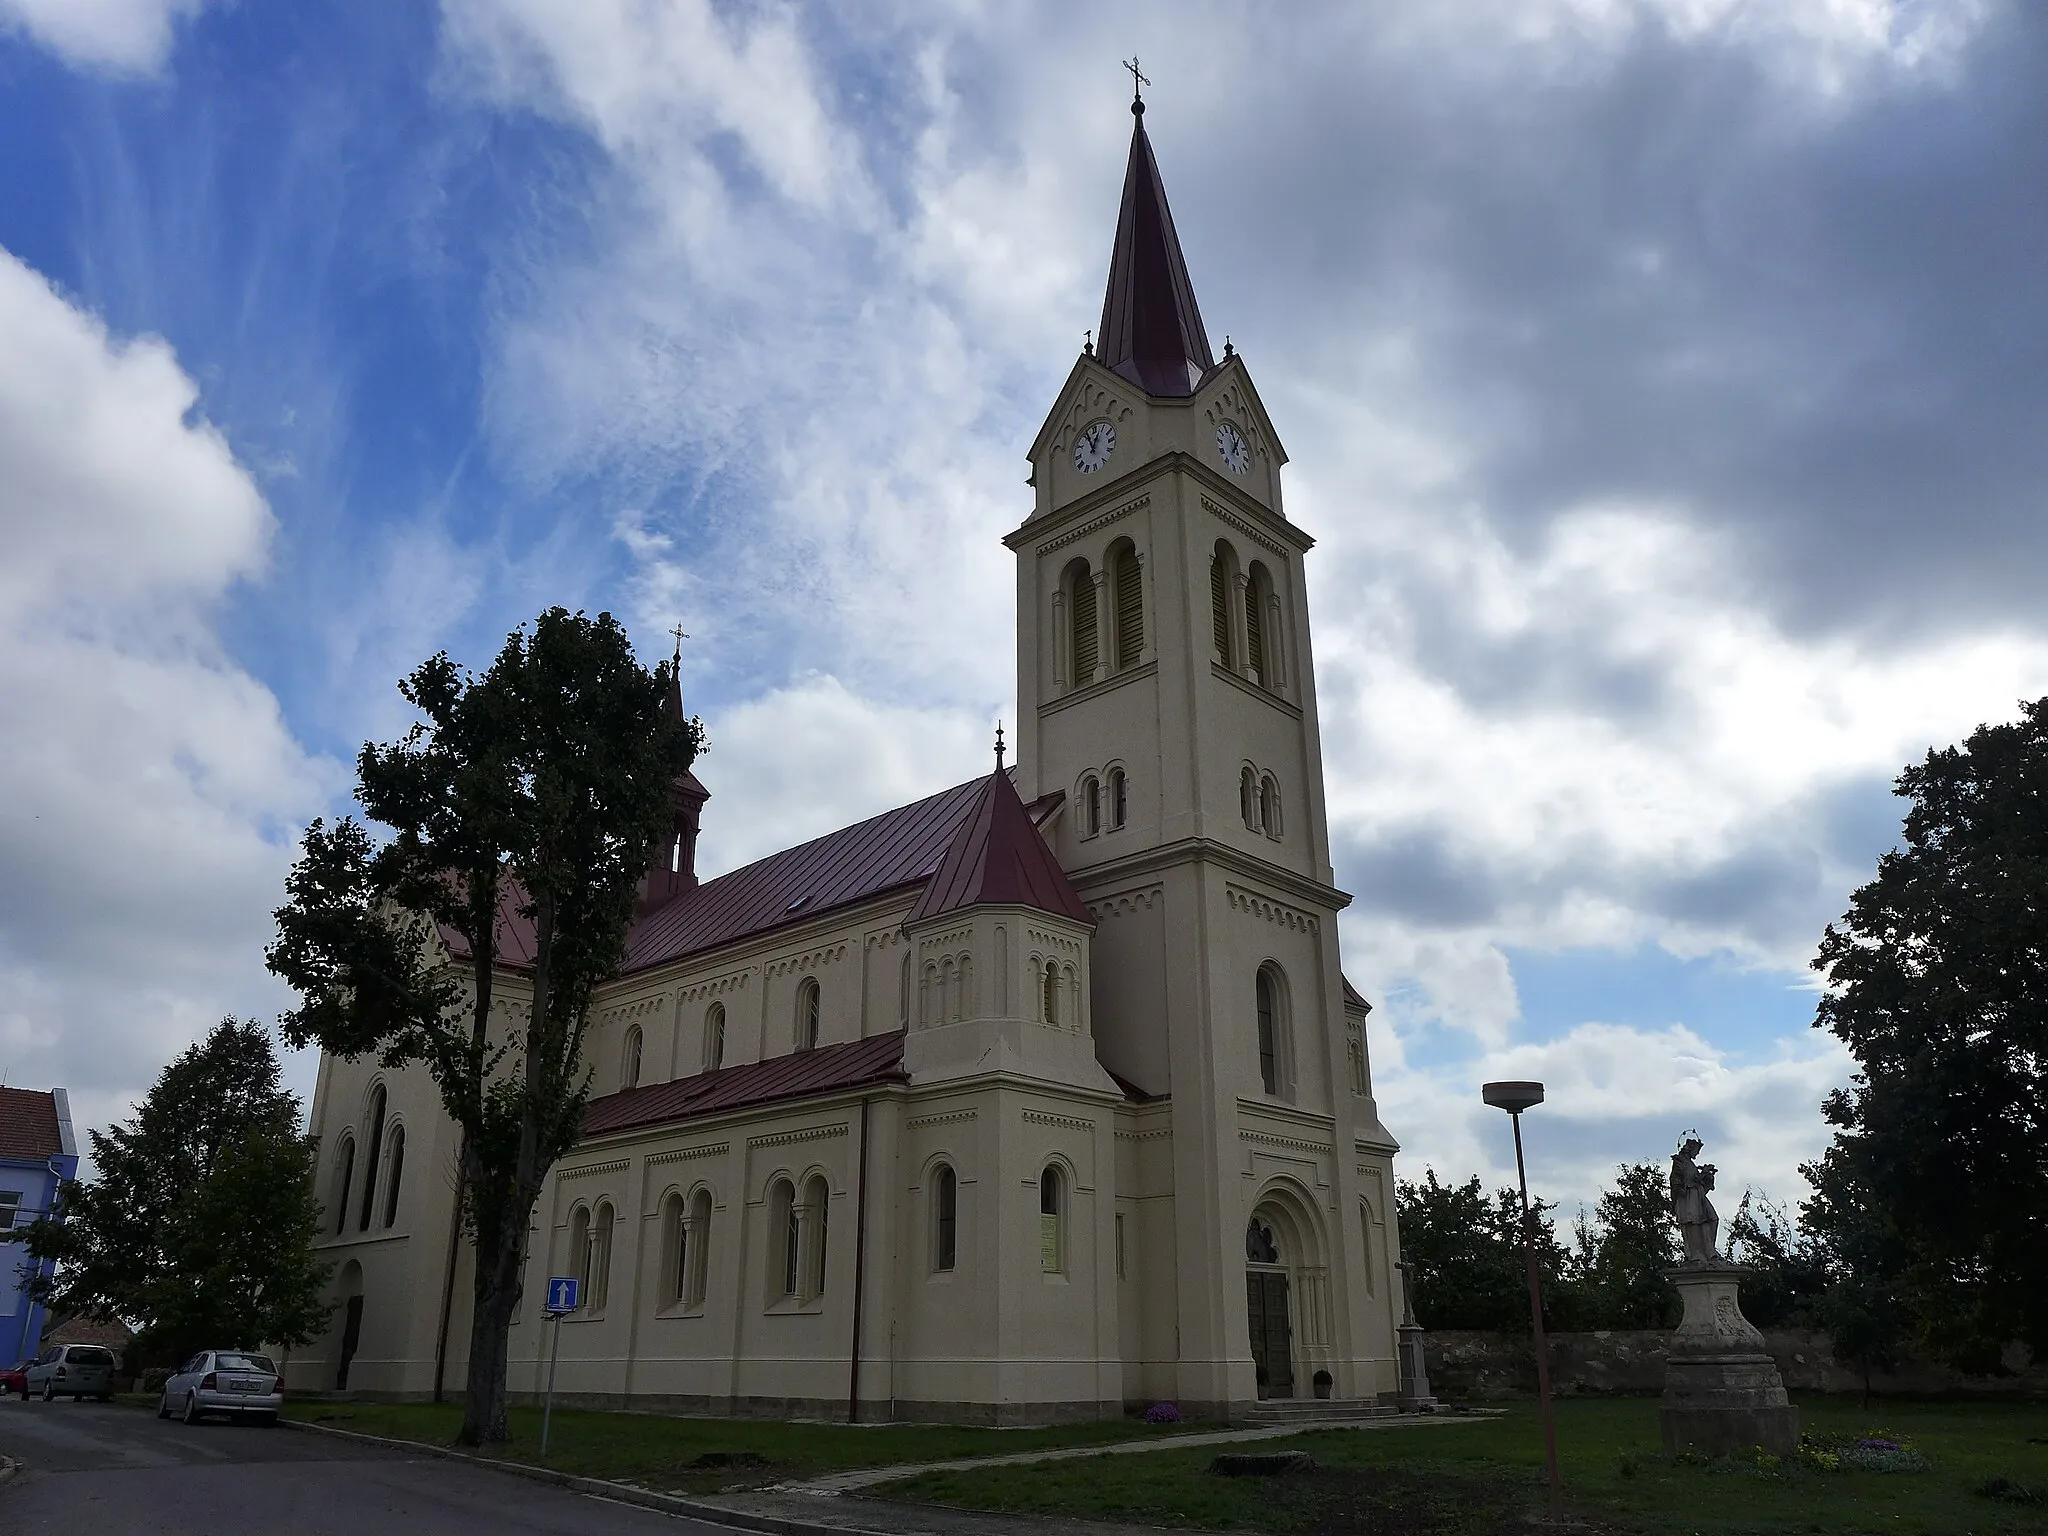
xmin=1245 ymin=1219 xmax=1295 ymax=1399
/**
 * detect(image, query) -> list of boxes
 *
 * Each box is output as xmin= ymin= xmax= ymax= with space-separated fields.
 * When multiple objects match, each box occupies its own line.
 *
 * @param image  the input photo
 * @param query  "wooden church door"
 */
xmin=1245 ymin=1219 xmax=1294 ymax=1399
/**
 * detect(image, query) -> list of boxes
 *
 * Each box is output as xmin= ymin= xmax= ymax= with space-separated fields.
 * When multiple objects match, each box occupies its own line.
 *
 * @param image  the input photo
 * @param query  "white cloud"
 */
xmin=0 ymin=249 xmax=332 ymax=1149
xmin=0 ymin=0 xmax=210 ymax=74
xmin=434 ymin=0 xmax=2034 ymax=1204
xmin=1374 ymin=1017 xmax=1854 ymax=1215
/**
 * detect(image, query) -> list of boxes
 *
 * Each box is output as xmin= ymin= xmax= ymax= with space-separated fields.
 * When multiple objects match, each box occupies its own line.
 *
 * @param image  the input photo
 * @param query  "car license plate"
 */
xmin=227 ymin=1379 xmax=258 ymax=1393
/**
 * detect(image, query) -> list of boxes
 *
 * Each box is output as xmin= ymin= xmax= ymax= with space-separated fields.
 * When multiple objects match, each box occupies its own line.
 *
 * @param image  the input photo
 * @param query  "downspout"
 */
xmin=846 ymin=1094 xmax=872 ymax=1424
xmin=432 ymin=1166 xmax=467 ymax=1403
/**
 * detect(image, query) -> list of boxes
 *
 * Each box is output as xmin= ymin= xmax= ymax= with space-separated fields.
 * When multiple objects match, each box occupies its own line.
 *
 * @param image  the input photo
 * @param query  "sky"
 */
xmin=2 ymin=0 xmax=2043 ymax=1224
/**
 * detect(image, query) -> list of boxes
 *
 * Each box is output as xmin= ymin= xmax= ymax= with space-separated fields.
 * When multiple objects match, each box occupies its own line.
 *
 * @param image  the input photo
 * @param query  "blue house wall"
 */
xmin=0 ymin=1090 xmax=76 ymax=1369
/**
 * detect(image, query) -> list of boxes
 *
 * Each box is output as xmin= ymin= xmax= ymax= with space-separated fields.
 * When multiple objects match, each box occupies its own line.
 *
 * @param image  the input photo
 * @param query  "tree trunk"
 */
xmin=456 ymin=1190 xmax=530 ymax=1445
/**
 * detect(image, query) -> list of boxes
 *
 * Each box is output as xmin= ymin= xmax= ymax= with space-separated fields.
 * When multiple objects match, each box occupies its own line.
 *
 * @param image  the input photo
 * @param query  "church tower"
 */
xmin=1007 ymin=94 xmax=1401 ymax=1413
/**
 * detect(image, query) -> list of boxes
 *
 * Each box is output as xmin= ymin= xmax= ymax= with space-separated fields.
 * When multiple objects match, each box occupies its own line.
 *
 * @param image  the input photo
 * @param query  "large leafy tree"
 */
xmin=267 ymin=608 xmax=697 ymax=1446
xmin=1806 ymin=697 xmax=2048 ymax=1364
xmin=20 ymin=1018 xmax=330 ymax=1365
xmin=1396 ymin=1169 xmax=1573 ymax=1332
xmin=1566 ymin=1163 xmax=1680 ymax=1329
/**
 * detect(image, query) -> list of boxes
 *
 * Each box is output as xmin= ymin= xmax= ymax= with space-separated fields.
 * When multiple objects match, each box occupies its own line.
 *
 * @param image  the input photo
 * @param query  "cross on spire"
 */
xmin=994 ymin=721 xmax=1006 ymax=770
xmin=668 ymin=623 xmax=689 ymax=664
xmin=1123 ymin=56 xmax=1148 ymax=115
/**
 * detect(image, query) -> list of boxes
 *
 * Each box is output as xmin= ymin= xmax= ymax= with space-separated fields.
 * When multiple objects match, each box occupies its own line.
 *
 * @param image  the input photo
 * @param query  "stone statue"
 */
xmin=1658 ymin=1131 xmax=1799 ymax=1457
xmin=1669 ymin=1135 xmax=1720 ymax=1264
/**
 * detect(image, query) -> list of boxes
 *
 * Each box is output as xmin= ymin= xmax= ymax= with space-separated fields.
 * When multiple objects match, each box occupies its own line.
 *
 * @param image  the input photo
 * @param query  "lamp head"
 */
xmin=1482 ymin=1080 xmax=1545 ymax=1115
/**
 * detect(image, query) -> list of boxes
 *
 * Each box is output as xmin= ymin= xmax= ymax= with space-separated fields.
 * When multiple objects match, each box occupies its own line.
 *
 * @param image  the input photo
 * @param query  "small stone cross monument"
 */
xmin=1660 ymin=1135 xmax=1799 ymax=1457
xmin=1393 ymin=1253 xmax=1435 ymax=1412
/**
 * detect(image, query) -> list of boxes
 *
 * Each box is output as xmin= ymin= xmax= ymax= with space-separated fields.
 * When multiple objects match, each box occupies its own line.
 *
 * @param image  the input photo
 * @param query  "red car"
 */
xmin=0 ymin=1364 xmax=26 ymax=1399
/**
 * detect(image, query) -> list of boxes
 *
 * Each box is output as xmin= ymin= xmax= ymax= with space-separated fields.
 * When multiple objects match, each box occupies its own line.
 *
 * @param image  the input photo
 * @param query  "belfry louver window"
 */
xmin=1072 ymin=567 xmax=1099 ymax=684
xmin=1113 ymin=546 xmax=1143 ymax=667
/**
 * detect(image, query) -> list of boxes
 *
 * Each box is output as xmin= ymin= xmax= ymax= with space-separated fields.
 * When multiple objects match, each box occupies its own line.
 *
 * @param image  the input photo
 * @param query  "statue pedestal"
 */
xmin=1396 ymin=1323 xmax=1435 ymax=1411
xmin=1660 ymin=1263 xmax=1798 ymax=1458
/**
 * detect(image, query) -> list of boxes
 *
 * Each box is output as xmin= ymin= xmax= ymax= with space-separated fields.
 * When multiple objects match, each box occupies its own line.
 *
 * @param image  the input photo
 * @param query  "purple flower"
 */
xmin=1858 ymin=1438 xmax=1900 ymax=1452
xmin=1144 ymin=1402 xmax=1181 ymax=1424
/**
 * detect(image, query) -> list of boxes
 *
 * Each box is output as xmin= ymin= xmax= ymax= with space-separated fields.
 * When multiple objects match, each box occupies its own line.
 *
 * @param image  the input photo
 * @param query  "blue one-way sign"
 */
xmin=545 ymin=1276 xmax=580 ymax=1314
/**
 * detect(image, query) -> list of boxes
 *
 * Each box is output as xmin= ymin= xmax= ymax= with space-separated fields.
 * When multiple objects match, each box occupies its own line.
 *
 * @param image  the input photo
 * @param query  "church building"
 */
xmin=291 ymin=100 xmax=1408 ymax=1423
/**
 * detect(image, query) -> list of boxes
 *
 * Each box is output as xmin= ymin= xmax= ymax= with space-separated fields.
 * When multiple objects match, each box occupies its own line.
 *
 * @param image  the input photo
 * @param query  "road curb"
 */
xmin=279 ymin=1418 xmax=903 ymax=1536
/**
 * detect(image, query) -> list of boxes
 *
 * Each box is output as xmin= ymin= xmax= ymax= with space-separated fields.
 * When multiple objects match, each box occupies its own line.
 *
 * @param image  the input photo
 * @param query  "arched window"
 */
xmin=357 ymin=1086 xmax=387 ymax=1232
xmin=802 ymin=1174 xmax=831 ymax=1299
xmin=1245 ymin=561 xmax=1269 ymax=688
xmin=1110 ymin=541 xmax=1144 ymax=669
xmin=622 ymin=1025 xmax=643 ymax=1089
xmin=662 ymin=1191 xmax=688 ymax=1305
xmin=770 ymin=1179 xmax=798 ymax=1300
xmin=1083 ymin=776 xmax=1101 ymax=837
xmin=588 ymin=1201 xmax=614 ymax=1310
xmin=1211 ymin=542 xmax=1235 ymax=666
xmin=1038 ymin=1166 xmax=1064 ymax=1274
xmin=957 ymin=954 xmax=974 ymax=1020
xmin=796 ymin=978 xmax=820 ymax=1051
xmin=899 ymin=949 xmax=912 ymax=1026
xmin=1041 ymin=960 xmax=1060 ymax=1025
xmin=932 ymin=1164 xmax=958 ymax=1273
xmin=1062 ymin=964 xmax=1078 ymax=1030
xmin=1360 ymin=1199 xmax=1376 ymax=1296
xmin=705 ymin=1003 xmax=726 ymax=1071
xmin=568 ymin=1205 xmax=592 ymax=1303
xmin=1241 ymin=766 xmax=1260 ymax=830
xmin=333 ymin=1135 xmax=355 ymax=1236
xmin=685 ymin=1188 xmax=712 ymax=1306
xmin=1260 ymin=776 xmax=1282 ymax=838
xmin=1069 ymin=560 xmax=1099 ymax=685
xmin=381 ymin=1125 xmax=405 ymax=1228
xmin=1109 ymin=768 xmax=1127 ymax=830
xmin=1256 ymin=966 xmax=1288 ymax=1098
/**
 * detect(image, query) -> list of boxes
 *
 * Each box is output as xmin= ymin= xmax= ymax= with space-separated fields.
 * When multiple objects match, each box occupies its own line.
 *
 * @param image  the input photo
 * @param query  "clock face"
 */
xmin=1072 ymin=419 xmax=1116 ymax=474
xmin=1216 ymin=421 xmax=1251 ymax=475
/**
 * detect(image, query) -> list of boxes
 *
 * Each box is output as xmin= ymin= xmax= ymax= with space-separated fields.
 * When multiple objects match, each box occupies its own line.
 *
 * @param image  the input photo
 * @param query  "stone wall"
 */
xmin=1424 ymin=1329 xmax=2047 ymax=1400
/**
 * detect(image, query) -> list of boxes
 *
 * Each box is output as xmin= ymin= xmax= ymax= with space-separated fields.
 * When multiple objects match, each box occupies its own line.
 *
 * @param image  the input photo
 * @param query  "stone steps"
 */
xmin=1241 ymin=1398 xmax=1400 ymax=1424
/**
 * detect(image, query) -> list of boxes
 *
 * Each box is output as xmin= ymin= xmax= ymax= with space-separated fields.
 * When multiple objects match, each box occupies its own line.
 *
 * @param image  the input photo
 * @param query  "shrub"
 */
xmin=1143 ymin=1402 xmax=1181 ymax=1425
xmin=140 ymin=1368 xmax=171 ymax=1395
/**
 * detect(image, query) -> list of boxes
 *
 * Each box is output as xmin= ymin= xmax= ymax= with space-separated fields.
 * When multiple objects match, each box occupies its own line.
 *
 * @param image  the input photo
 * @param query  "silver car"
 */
xmin=25 ymin=1343 xmax=116 ymax=1402
xmin=158 ymin=1350 xmax=284 ymax=1425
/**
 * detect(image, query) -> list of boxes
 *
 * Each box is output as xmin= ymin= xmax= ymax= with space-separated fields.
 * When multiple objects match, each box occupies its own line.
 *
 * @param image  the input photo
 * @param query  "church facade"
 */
xmin=289 ymin=105 xmax=1407 ymax=1424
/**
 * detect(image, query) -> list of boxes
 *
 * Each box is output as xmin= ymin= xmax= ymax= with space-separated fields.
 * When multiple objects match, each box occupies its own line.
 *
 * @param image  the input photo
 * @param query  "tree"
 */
xmin=1396 ymin=1169 xmax=1573 ymax=1332
xmin=267 ymin=607 xmax=697 ymax=1445
xmin=1808 ymin=697 xmax=2048 ymax=1364
xmin=19 ymin=1019 xmax=330 ymax=1365
xmin=1566 ymin=1162 xmax=1681 ymax=1329
xmin=1723 ymin=1188 xmax=1829 ymax=1330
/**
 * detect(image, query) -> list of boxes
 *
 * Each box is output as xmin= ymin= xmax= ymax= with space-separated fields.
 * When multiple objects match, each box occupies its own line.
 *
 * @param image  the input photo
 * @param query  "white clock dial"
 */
xmin=1072 ymin=419 xmax=1116 ymax=474
xmin=1216 ymin=421 xmax=1251 ymax=475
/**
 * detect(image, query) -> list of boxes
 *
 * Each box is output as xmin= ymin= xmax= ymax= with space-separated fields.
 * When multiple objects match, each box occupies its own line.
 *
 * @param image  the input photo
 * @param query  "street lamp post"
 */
xmin=1482 ymin=1080 xmax=1564 ymax=1521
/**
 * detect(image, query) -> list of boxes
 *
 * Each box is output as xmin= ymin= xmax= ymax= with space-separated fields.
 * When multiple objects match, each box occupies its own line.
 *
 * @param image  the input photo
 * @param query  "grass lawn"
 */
xmin=874 ymin=1397 xmax=2048 ymax=1535
xmin=283 ymin=1399 xmax=1209 ymax=1496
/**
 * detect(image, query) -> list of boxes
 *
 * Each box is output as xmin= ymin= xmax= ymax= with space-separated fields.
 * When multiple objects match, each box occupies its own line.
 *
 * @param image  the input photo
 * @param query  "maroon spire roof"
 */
xmin=907 ymin=767 xmax=1093 ymax=925
xmin=1096 ymin=104 xmax=1215 ymax=398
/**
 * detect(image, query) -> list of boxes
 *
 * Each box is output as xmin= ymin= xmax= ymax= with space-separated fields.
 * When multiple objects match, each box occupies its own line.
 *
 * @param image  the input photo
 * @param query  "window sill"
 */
xmin=1210 ymin=661 xmax=1302 ymax=719
xmin=764 ymin=1297 xmax=827 ymax=1317
xmin=654 ymin=1302 xmax=708 ymax=1320
xmin=1042 ymin=659 xmax=1157 ymax=716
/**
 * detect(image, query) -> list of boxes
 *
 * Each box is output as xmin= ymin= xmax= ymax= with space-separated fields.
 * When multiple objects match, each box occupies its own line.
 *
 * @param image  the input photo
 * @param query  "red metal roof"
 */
xmin=907 ymin=768 xmax=1092 ymax=926
xmin=1342 ymin=975 xmax=1373 ymax=1014
xmin=442 ymin=772 xmax=1069 ymax=979
xmin=583 ymin=1030 xmax=908 ymax=1139
xmin=0 ymin=1087 xmax=64 ymax=1160
xmin=1097 ymin=105 xmax=1216 ymax=398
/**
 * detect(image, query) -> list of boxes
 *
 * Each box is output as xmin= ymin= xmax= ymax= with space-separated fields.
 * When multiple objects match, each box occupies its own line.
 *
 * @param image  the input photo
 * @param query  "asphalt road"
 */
xmin=0 ymin=1396 xmax=733 ymax=1534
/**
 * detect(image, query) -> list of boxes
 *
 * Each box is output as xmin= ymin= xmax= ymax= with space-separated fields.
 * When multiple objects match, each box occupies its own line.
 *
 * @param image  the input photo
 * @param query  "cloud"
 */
xmin=0 ymin=249 xmax=331 ymax=1150
xmin=427 ymin=0 xmax=2045 ymax=1201
xmin=1373 ymin=1016 xmax=1854 ymax=1215
xmin=0 ymin=0 xmax=210 ymax=74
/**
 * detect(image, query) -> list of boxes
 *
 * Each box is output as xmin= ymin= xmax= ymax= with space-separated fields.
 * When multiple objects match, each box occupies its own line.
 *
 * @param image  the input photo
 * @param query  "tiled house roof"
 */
xmin=0 ymin=1088 xmax=65 ymax=1161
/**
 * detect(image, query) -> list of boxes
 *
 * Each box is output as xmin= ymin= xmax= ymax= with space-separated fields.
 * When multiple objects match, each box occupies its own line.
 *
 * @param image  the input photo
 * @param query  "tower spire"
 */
xmin=1095 ymin=81 xmax=1215 ymax=398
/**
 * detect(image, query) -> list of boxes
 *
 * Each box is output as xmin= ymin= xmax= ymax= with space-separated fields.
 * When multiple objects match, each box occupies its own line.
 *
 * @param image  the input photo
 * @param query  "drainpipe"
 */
xmin=847 ymin=1095 xmax=872 ymax=1424
xmin=432 ymin=1167 xmax=467 ymax=1403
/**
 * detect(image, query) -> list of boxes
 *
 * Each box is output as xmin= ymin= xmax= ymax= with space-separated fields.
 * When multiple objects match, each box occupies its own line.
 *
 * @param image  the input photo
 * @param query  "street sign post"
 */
xmin=540 ymin=1276 xmax=579 ymax=1456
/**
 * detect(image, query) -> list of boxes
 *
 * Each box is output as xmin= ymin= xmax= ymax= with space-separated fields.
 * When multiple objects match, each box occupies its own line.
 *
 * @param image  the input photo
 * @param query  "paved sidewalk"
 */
xmin=774 ymin=1412 xmax=1478 ymax=1494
